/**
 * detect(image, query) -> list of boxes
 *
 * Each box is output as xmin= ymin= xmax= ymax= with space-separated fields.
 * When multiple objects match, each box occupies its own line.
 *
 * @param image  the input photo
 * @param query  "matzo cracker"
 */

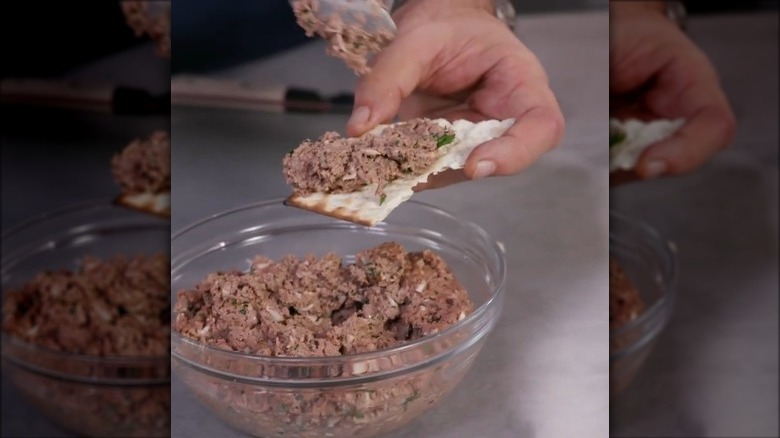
xmin=286 ymin=118 xmax=514 ymax=226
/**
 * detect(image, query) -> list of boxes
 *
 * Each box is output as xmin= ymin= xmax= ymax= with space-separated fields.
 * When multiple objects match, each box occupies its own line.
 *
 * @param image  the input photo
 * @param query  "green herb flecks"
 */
xmin=346 ymin=405 xmax=364 ymax=419
xmin=379 ymin=194 xmax=387 ymax=205
xmin=609 ymin=130 xmax=626 ymax=148
xmin=365 ymin=263 xmax=379 ymax=280
xmin=436 ymin=133 xmax=456 ymax=148
xmin=402 ymin=390 xmax=421 ymax=410
xmin=355 ymin=389 xmax=376 ymax=394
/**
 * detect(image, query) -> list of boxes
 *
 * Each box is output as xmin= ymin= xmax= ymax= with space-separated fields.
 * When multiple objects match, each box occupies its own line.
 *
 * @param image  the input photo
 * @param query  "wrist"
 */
xmin=610 ymin=1 xmax=666 ymax=18
xmin=393 ymin=0 xmax=495 ymax=17
xmin=610 ymin=1 xmax=686 ymax=30
xmin=393 ymin=0 xmax=514 ymax=29
xmin=454 ymin=0 xmax=495 ymax=13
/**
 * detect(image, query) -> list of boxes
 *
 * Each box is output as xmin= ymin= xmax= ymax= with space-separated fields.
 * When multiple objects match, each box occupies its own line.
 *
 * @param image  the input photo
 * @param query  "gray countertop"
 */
xmin=171 ymin=11 xmax=610 ymax=438
xmin=609 ymin=12 xmax=779 ymax=438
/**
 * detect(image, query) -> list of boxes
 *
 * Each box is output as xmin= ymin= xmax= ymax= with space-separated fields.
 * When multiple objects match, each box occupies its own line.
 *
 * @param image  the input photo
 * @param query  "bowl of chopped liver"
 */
xmin=171 ymin=199 xmax=507 ymax=438
xmin=610 ymin=211 xmax=678 ymax=396
xmin=1 ymin=201 xmax=170 ymax=437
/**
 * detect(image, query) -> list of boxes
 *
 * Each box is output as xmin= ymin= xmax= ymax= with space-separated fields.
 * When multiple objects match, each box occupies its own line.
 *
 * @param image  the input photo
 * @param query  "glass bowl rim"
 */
xmin=1 ymin=198 xmax=135 ymax=240
xmin=1 ymin=198 xmax=170 ymax=366
xmin=170 ymin=198 xmax=507 ymax=365
xmin=608 ymin=210 xmax=678 ymax=341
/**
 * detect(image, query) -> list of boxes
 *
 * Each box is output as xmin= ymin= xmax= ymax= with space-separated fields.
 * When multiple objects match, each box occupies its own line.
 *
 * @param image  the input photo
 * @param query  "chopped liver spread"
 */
xmin=2 ymin=254 xmax=170 ymax=356
xmin=283 ymin=118 xmax=454 ymax=196
xmin=2 ymin=254 xmax=170 ymax=436
xmin=174 ymin=242 xmax=473 ymax=357
xmin=609 ymin=256 xmax=645 ymax=331
xmin=112 ymin=130 xmax=171 ymax=196
xmin=291 ymin=0 xmax=394 ymax=74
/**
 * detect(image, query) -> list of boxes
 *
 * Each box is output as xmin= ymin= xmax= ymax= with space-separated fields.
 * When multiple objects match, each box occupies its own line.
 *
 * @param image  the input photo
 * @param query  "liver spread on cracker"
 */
xmin=283 ymin=118 xmax=453 ymax=197
xmin=112 ymin=130 xmax=171 ymax=196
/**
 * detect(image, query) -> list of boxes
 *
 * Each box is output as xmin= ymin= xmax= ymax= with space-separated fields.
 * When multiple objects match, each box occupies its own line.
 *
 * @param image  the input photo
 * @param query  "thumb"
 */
xmin=346 ymin=31 xmax=445 ymax=137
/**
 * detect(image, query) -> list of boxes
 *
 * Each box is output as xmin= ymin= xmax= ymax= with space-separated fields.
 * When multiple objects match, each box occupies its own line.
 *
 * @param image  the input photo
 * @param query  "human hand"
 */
xmin=610 ymin=1 xmax=735 ymax=181
xmin=346 ymin=0 xmax=564 ymax=185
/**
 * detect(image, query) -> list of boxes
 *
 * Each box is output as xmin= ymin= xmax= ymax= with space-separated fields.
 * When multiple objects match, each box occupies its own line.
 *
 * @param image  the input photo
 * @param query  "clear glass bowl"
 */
xmin=609 ymin=211 xmax=678 ymax=396
xmin=171 ymin=199 xmax=506 ymax=438
xmin=1 ymin=200 xmax=170 ymax=437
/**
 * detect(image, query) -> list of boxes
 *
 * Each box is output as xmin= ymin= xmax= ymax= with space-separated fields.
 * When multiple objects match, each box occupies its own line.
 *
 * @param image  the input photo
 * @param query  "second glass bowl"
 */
xmin=610 ymin=211 xmax=678 ymax=396
xmin=1 ymin=200 xmax=170 ymax=437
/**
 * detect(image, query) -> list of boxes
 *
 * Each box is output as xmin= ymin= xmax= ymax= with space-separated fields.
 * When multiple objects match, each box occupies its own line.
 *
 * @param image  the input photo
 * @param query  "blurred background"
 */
xmin=1 ymin=2 xmax=171 ymax=437
xmin=3 ymin=0 xmax=776 ymax=79
xmin=170 ymin=0 xmax=611 ymax=73
xmin=609 ymin=3 xmax=779 ymax=438
xmin=170 ymin=0 xmax=777 ymax=74
xmin=1 ymin=1 xmax=169 ymax=228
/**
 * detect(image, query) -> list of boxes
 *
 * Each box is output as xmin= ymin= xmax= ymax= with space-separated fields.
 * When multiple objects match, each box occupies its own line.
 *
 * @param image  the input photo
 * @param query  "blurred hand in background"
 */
xmin=610 ymin=1 xmax=736 ymax=180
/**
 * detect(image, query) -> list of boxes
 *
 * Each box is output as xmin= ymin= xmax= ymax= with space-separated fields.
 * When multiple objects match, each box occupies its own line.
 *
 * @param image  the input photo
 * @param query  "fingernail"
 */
xmin=643 ymin=160 xmax=667 ymax=179
xmin=472 ymin=160 xmax=496 ymax=179
xmin=348 ymin=106 xmax=371 ymax=127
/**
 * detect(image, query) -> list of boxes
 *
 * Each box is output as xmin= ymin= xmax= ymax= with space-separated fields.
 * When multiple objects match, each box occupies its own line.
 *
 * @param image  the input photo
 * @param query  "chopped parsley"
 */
xmin=436 ymin=133 xmax=456 ymax=148
xmin=609 ymin=130 xmax=625 ymax=148
xmin=402 ymin=390 xmax=421 ymax=409
xmin=346 ymin=405 xmax=364 ymax=419
xmin=355 ymin=389 xmax=376 ymax=394
xmin=365 ymin=264 xmax=378 ymax=280
xmin=379 ymin=194 xmax=387 ymax=205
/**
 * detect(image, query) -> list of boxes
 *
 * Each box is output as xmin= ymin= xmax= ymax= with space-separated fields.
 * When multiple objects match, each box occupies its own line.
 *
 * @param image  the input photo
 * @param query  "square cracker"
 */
xmin=115 ymin=192 xmax=170 ymax=218
xmin=609 ymin=118 xmax=684 ymax=172
xmin=285 ymin=118 xmax=515 ymax=226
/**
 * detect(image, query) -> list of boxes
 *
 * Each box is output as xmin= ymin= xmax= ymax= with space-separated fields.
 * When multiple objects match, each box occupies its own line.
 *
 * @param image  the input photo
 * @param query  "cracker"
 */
xmin=609 ymin=118 xmax=685 ymax=172
xmin=115 ymin=192 xmax=170 ymax=218
xmin=285 ymin=118 xmax=515 ymax=226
